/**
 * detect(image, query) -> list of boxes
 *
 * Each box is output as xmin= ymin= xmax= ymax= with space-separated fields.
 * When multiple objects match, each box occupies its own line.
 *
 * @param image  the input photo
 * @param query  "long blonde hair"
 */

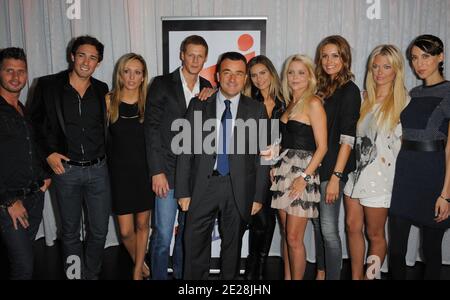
xmin=108 ymin=53 xmax=148 ymax=124
xmin=360 ymin=45 xmax=407 ymax=132
xmin=281 ymin=54 xmax=317 ymax=117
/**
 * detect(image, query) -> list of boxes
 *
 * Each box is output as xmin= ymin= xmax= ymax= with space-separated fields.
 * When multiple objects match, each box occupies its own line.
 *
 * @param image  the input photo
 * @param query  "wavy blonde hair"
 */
xmin=281 ymin=54 xmax=317 ymax=117
xmin=315 ymin=35 xmax=354 ymax=99
xmin=360 ymin=45 xmax=407 ymax=132
xmin=108 ymin=53 xmax=148 ymax=124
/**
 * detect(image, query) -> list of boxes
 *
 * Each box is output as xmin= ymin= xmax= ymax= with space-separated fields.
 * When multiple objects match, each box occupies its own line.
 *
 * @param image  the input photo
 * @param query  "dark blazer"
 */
xmin=144 ymin=67 xmax=212 ymax=188
xmin=29 ymin=70 xmax=109 ymax=158
xmin=319 ymin=80 xmax=361 ymax=182
xmin=175 ymin=93 xmax=271 ymax=223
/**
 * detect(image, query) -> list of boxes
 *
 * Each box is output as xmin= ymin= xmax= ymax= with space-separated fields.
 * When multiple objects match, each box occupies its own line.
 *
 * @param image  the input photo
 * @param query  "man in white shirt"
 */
xmin=144 ymin=35 xmax=213 ymax=280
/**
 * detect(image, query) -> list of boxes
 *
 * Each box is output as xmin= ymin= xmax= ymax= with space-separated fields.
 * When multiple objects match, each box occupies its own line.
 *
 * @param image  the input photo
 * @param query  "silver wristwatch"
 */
xmin=300 ymin=172 xmax=311 ymax=183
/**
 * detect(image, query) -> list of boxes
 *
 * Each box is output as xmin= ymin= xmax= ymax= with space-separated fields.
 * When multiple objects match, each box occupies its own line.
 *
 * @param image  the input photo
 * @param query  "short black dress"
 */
xmin=108 ymin=102 xmax=154 ymax=215
xmin=390 ymin=81 xmax=450 ymax=229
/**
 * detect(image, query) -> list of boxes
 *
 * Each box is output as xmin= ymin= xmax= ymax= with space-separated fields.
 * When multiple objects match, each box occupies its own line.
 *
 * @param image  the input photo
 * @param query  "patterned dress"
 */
xmin=344 ymin=102 xmax=403 ymax=208
xmin=271 ymin=120 xmax=320 ymax=218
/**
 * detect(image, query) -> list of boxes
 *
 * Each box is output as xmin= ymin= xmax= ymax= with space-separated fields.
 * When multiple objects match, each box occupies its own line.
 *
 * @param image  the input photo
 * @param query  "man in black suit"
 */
xmin=29 ymin=36 xmax=110 ymax=280
xmin=175 ymin=52 xmax=270 ymax=280
xmin=144 ymin=35 xmax=213 ymax=280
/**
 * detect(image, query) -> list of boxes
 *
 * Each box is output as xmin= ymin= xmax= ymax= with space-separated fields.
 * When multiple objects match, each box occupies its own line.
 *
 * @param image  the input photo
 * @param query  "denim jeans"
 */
xmin=150 ymin=189 xmax=185 ymax=280
xmin=53 ymin=159 xmax=111 ymax=280
xmin=0 ymin=190 xmax=44 ymax=280
xmin=312 ymin=180 xmax=344 ymax=280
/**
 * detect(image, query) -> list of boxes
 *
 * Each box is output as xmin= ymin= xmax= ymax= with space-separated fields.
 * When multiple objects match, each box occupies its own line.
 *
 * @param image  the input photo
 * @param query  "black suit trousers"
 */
xmin=183 ymin=175 xmax=245 ymax=280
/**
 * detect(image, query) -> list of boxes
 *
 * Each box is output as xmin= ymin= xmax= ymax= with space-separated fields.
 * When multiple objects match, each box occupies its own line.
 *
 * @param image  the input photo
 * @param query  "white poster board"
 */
xmin=162 ymin=17 xmax=269 ymax=262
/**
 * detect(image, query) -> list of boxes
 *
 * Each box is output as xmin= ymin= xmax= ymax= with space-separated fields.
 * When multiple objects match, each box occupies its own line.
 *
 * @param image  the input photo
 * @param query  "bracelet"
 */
xmin=439 ymin=195 xmax=450 ymax=202
xmin=332 ymin=171 xmax=343 ymax=180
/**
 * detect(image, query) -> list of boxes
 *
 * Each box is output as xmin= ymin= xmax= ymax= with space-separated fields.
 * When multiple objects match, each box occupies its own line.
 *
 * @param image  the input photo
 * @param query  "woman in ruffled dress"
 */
xmin=271 ymin=54 xmax=328 ymax=280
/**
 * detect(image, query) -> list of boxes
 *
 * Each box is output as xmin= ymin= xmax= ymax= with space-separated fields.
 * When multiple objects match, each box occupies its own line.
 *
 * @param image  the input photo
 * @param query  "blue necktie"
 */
xmin=217 ymin=100 xmax=232 ymax=175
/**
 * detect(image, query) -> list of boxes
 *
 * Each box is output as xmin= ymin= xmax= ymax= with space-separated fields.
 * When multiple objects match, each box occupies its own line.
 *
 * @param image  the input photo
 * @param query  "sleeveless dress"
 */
xmin=107 ymin=102 xmax=154 ymax=215
xmin=271 ymin=120 xmax=321 ymax=218
xmin=390 ymin=81 xmax=450 ymax=228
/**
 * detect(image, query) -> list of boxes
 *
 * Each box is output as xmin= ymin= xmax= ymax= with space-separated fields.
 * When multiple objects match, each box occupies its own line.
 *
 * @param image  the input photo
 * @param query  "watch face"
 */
xmin=305 ymin=175 xmax=311 ymax=182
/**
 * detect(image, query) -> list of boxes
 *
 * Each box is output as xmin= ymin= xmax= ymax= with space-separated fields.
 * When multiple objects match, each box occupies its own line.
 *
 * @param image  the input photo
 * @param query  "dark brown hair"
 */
xmin=179 ymin=35 xmax=209 ymax=56
xmin=407 ymin=34 xmax=444 ymax=76
xmin=0 ymin=47 xmax=27 ymax=68
xmin=314 ymin=35 xmax=354 ymax=99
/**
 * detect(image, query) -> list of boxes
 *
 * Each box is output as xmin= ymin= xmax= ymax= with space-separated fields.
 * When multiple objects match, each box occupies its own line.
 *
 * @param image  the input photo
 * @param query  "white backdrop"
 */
xmin=2 ymin=0 xmax=450 ymax=268
xmin=1 ymin=0 xmax=449 ymax=101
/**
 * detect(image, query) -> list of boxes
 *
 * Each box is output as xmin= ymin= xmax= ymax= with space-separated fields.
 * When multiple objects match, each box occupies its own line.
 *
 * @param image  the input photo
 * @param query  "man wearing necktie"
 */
xmin=175 ymin=52 xmax=270 ymax=280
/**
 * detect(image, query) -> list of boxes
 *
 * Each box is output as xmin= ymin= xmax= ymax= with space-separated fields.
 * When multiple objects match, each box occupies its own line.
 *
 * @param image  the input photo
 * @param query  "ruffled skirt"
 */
xmin=270 ymin=149 xmax=320 ymax=218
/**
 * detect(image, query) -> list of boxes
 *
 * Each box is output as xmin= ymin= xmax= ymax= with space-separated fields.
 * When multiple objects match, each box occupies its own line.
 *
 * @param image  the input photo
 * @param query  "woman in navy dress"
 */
xmin=389 ymin=35 xmax=450 ymax=280
xmin=107 ymin=53 xmax=154 ymax=280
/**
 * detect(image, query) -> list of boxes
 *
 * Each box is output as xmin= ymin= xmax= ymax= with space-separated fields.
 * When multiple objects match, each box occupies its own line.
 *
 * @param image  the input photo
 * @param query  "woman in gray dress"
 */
xmin=389 ymin=35 xmax=450 ymax=280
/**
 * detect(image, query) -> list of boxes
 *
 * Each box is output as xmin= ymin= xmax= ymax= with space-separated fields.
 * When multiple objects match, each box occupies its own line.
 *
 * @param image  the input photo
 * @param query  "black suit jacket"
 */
xmin=175 ymin=93 xmax=271 ymax=223
xmin=144 ymin=67 xmax=212 ymax=188
xmin=29 ymin=70 xmax=109 ymax=158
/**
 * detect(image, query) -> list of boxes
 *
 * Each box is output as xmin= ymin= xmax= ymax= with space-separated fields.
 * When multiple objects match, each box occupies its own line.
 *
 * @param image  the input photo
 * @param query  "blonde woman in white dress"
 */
xmin=344 ymin=45 xmax=408 ymax=280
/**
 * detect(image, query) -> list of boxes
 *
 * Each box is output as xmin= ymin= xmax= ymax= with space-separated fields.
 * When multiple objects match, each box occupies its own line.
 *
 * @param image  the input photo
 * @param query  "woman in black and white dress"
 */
xmin=344 ymin=45 xmax=408 ymax=279
xmin=271 ymin=54 xmax=328 ymax=280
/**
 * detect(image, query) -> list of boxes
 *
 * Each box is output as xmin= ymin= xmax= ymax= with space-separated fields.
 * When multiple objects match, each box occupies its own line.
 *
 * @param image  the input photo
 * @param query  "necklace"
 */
xmin=119 ymin=102 xmax=139 ymax=119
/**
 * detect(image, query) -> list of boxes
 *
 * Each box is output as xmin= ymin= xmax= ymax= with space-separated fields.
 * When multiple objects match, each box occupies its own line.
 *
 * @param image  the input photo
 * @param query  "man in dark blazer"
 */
xmin=144 ymin=35 xmax=213 ymax=280
xmin=29 ymin=36 xmax=110 ymax=280
xmin=175 ymin=52 xmax=271 ymax=280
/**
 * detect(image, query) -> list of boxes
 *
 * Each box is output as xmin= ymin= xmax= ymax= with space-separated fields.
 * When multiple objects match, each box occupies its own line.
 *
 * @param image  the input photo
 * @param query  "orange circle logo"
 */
xmin=238 ymin=34 xmax=254 ymax=52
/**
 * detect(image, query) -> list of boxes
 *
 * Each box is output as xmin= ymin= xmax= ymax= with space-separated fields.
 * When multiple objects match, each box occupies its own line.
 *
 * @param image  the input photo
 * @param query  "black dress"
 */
xmin=390 ymin=81 xmax=450 ymax=229
xmin=108 ymin=102 xmax=154 ymax=215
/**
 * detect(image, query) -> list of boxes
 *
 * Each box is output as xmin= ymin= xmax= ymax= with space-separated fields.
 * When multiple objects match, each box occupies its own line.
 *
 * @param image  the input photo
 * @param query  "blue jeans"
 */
xmin=312 ymin=181 xmax=344 ymax=280
xmin=53 ymin=159 xmax=111 ymax=280
xmin=0 ymin=190 xmax=44 ymax=280
xmin=150 ymin=189 xmax=185 ymax=279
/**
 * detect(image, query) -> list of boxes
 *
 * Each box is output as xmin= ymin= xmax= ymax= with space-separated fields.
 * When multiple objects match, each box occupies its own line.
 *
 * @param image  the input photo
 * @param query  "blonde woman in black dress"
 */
xmin=107 ymin=53 xmax=154 ymax=280
xmin=271 ymin=54 xmax=328 ymax=280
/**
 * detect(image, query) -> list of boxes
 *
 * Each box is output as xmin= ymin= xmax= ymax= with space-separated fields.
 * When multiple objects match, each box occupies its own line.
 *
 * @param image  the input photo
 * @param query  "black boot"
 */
xmin=244 ymin=253 xmax=259 ymax=280
xmin=256 ymin=254 xmax=267 ymax=280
